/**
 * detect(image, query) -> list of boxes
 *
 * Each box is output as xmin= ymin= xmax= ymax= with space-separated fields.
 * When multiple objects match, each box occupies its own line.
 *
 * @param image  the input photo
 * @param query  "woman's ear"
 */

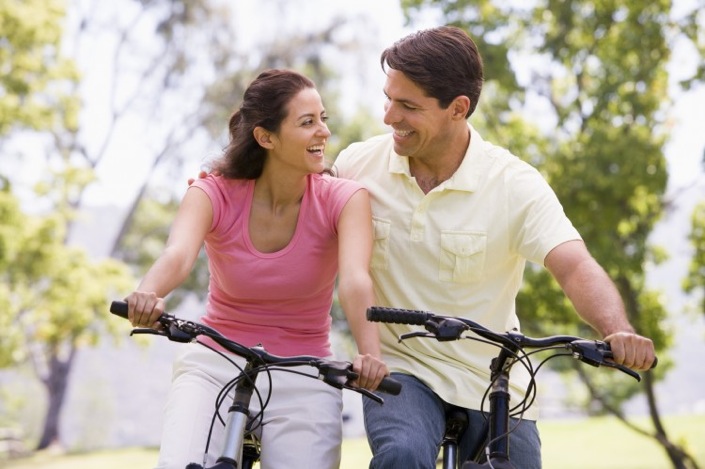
xmin=253 ymin=126 xmax=274 ymax=149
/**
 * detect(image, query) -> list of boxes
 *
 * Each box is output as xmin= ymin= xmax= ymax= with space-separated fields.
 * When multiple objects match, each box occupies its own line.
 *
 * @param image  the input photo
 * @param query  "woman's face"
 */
xmin=266 ymin=87 xmax=331 ymax=175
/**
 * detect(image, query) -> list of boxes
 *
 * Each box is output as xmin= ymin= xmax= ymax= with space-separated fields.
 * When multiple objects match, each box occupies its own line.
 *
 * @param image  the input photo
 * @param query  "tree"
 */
xmin=684 ymin=201 xmax=705 ymax=316
xmin=0 ymin=0 xmax=137 ymax=450
xmin=400 ymin=1 xmax=703 ymax=467
xmin=0 ymin=174 xmax=133 ymax=449
xmin=0 ymin=0 xmax=79 ymax=137
xmin=3 ymin=0 xmax=392 ymax=451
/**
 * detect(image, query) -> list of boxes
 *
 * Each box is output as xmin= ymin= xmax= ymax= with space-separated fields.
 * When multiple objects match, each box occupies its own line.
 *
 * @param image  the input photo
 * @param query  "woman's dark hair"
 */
xmin=213 ymin=69 xmax=316 ymax=179
xmin=380 ymin=26 xmax=484 ymax=118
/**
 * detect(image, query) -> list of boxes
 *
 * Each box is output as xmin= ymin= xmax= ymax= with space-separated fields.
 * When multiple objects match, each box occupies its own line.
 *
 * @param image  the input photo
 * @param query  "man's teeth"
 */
xmin=395 ymin=130 xmax=413 ymax=137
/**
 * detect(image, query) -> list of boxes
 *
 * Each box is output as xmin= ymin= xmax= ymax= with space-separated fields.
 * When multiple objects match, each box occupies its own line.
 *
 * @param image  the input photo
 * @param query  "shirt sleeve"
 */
xmin=507 ymin=162 xmax=582 ymax=264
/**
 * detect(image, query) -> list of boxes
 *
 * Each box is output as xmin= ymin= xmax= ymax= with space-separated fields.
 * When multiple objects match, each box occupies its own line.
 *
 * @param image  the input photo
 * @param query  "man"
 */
xmin=333 ymin=26 xmax=655 ymax=468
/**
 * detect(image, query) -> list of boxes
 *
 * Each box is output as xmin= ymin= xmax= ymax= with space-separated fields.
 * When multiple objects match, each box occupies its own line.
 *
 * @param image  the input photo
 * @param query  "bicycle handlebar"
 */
xmin=110 ymin=301 xmax=402 ymax=399
xmin=367 ymin=306 xmax=656 ymax=381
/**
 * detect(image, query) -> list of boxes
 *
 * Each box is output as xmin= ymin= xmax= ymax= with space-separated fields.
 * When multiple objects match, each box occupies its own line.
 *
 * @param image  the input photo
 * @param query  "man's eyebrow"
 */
xmin=384 ymin=87 xmax=423 ymax=105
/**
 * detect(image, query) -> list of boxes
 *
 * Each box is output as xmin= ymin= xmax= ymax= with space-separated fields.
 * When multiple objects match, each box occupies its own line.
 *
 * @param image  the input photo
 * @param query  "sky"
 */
xmin=91 ymin=0 xmax=704 ymax=207
xmin=8 ymin=0 xmax=704 ymax=209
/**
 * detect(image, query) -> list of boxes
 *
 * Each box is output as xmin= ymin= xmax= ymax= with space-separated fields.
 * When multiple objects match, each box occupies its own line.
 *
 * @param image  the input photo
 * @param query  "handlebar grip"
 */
xmin=110 ymin=300 xmax=129 ymax=319
xmin=377 ymin=376 xmax=402 ymax=395
xmin=367 ymin=306 xmax=432 ymax=325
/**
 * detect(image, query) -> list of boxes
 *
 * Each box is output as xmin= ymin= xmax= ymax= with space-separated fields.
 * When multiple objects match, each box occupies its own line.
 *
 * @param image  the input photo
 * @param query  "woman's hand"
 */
xmin=124 ymin=291 xmax=165 ymax=329
xmin=351 ymin=353 xmax=390 ymax=391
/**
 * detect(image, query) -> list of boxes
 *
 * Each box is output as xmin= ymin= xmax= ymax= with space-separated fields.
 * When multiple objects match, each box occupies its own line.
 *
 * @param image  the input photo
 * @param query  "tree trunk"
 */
xmin=643 ymin=371 xmax=701 ymax=469
xmin=578 ymin=366 xmax=700 ymax=469
xmin=36 ymin=346 xmax=76 ymax=450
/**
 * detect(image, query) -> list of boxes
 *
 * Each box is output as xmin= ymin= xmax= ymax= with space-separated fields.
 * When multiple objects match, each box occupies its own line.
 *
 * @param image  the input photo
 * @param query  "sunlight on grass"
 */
xmin=4 ymin=415 xmax=703 ymax=469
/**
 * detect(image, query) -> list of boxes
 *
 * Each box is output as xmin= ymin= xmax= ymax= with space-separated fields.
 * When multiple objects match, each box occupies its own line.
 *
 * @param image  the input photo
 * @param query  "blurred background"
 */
xmin=1 ymin=0 xmax=704 ymax=467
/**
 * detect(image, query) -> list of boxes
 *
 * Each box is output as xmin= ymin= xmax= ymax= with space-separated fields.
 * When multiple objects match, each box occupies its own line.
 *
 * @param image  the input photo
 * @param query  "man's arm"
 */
xmin=545 ymin=239 xmax=656 ymax=371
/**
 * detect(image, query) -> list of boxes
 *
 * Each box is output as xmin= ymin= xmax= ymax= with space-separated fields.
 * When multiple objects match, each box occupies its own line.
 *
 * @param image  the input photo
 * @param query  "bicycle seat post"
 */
xmin=441 ymin=408 xmax=468 ymax=469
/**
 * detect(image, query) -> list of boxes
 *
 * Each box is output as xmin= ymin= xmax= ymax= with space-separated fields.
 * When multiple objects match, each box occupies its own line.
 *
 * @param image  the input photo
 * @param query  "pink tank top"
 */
xmin=190 ymin=173 xmax=364 ymax=357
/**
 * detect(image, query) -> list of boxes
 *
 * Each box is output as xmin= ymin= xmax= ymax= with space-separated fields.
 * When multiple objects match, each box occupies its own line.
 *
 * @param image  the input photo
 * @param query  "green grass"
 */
xmin=4 ymin=415 xmax=703 ymax=469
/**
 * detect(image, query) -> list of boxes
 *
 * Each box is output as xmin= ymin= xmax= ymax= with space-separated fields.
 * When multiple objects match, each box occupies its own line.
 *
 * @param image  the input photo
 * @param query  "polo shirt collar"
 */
xmin=387 ymin=123 xmax=488 ymax=193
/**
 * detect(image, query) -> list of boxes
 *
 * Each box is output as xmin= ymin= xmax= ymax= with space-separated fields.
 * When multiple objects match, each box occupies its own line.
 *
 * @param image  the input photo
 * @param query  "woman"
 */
xmin=125 ymin=69 xmax=388 ymax=469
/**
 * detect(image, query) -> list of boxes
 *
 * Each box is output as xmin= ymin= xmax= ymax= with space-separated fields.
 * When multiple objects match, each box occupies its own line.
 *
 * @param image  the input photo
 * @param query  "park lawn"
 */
xmin=3 ymin=414 xmax=703 ymax=469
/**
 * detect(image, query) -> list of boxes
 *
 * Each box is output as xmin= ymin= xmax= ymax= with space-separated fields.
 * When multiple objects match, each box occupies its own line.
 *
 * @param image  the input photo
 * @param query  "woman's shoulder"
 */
xmin=192 ymin=173 xmax=249 ymax=193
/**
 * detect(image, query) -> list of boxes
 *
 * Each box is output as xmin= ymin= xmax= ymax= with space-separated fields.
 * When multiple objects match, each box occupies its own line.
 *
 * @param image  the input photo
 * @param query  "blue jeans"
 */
xmin=363 ymin=373 xmax=542 ymax=469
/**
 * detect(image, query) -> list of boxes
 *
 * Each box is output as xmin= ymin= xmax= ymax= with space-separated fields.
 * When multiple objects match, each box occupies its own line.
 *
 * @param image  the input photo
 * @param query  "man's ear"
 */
xmin=253 ymin=126 xmax=274 ymax=149
xmin=450 ymin=95 xmax=471 ymax=120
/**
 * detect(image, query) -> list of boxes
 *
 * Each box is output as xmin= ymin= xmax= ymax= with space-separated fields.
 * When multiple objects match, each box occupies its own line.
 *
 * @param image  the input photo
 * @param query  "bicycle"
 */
xmin=109 ymin=300 xmax=402 ymax=469
xmin=366 ymin=306 xmax=657 ymax=469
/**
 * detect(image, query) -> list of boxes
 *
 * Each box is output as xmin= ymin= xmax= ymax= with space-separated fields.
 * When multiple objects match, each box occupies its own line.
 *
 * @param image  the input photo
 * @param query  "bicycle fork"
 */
xmin=462 ymin=348 xmax=516 ymax=469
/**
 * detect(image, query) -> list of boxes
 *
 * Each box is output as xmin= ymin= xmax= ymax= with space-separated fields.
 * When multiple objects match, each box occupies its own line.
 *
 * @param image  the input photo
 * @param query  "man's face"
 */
xmin=382 ymin=69 xmax=456 ymax=161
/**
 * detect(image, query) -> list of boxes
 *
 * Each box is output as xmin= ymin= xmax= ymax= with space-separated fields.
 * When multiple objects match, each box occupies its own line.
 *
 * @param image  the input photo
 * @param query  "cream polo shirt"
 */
xmin=334 ymin=124 xmax=581 ymax=420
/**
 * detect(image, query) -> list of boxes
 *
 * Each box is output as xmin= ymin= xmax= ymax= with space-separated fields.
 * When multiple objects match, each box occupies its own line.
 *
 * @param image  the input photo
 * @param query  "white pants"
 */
xmin=155 ymin=344 xmax=343 ymax=469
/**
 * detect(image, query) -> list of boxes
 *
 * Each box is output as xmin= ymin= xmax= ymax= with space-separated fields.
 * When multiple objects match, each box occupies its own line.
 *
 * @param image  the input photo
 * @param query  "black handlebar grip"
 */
xmin=110 ymin=300 xmax=129 ymax=319
xmin=367 ymin=306 xmax=432 ymax=325
xmin=377 ymin=376 xmax=402 ymax=395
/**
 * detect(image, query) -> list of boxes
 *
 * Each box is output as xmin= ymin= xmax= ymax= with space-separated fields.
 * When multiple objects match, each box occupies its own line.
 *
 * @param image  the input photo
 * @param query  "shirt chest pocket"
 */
xmin=371 ymin=217 xmax=391 ymax=270
xmin=439 ymin=231 xmax=487 ymax=283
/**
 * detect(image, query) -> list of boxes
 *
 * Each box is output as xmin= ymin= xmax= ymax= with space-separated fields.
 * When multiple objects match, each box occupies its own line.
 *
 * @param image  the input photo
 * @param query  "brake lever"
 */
xmin=569 ymin=340 xmax=641 ymax=382
xmin=128 ymin=322 xmax=194 ymax=343
xmin=400 ymin=331 xmax=439 ymax=343
xmin=129 ymin=327 xmax=166 ymax=337
xmin=601 ymin=360 xmax=641 ymax=382
xmin=318 ymin=362 xmax=385 ymax=404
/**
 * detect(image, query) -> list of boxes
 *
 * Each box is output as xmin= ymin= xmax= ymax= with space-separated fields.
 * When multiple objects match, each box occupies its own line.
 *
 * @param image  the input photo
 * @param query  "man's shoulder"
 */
xmin=314 ymin=173 xmax=364 ymax=192
xmin=337 ymin=133 xmax=392 ymax=161
xmin=473 ymin=134 xmax=539 ymax=176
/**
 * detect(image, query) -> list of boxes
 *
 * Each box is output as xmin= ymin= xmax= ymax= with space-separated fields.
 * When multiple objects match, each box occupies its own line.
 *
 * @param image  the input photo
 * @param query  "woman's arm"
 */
xmin=336 ymin=189 xmax=389 ymax=390
xmin=545 ymin=239 xmax=656 ymax=371
xmin=125 ymin=187 xmax=213 ymax=328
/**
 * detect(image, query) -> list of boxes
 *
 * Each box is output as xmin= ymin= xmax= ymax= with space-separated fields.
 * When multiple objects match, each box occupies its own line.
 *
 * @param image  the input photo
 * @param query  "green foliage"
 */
xmin=684 ymin=201 xmax=705 ymax=315
xmin=0 ymin=182 xmax=133 ymax=368
xmin=400 ymin=0 xmax=703 ymax=416
xmin=0 ymin=0 xmax=79 ymax=136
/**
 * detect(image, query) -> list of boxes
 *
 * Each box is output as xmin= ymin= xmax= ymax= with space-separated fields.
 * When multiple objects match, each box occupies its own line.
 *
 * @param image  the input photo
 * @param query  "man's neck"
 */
xmin=410 ymin=126 xmax=471 ymax=194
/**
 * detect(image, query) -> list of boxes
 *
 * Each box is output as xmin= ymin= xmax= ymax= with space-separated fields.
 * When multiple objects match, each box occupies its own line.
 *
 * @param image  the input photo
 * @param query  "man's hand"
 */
xmin=187 ymin=170 xmax=209 ymax=186
xmin=604 ymin=331 xmax=656 ymax=371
